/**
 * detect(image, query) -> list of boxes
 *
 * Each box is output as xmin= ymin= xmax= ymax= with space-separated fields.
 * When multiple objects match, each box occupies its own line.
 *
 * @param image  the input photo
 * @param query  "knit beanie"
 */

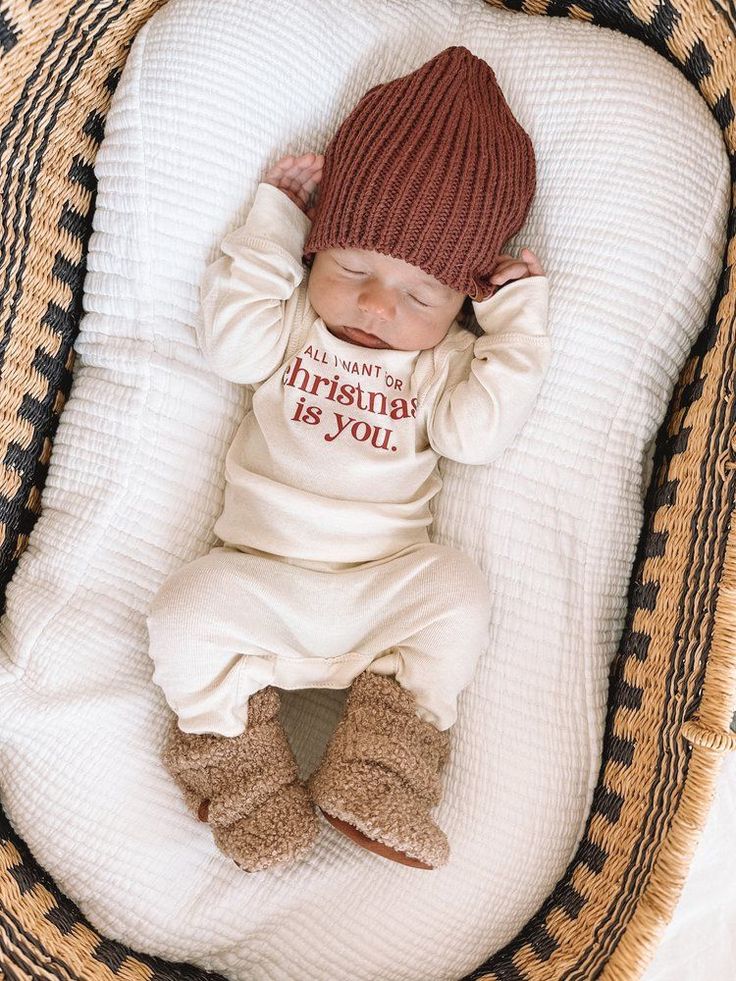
xmin=302 ymin=46 xmax=536 ymax=301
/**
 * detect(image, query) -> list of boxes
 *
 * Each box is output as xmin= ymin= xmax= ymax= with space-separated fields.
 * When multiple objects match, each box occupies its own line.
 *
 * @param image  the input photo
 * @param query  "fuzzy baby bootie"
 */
xmin=162 ymin=687 xmax=318 ymax=873
xmin=308 ymin=670 xmax=451 ymax=869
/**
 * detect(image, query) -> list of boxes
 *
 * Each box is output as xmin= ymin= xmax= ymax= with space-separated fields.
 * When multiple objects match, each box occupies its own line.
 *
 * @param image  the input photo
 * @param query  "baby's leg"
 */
xmin=146 ymin=545 xmax=318 ymax=871
xmin=147 ymin=545 xmax=283 ymax=736
xmin=367 ymin=542 xmax=493 ymax=731
xmin=310 ymin=542 xmax=492 ymax=868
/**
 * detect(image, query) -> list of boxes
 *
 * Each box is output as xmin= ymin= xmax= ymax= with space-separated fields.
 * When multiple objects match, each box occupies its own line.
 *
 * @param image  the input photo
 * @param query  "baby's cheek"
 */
xmin=307 ymin=279 xmax=341 ymax=323
xmin=320 ymin=282 xmax=347 ymax=313
xmin=305 ymin=277 xmax=322 ymax=310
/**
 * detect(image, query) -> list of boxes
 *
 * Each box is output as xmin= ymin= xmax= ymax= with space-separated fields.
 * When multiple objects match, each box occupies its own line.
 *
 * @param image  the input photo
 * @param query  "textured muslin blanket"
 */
xmin=0 ymin=0 xmax=729 ymax=978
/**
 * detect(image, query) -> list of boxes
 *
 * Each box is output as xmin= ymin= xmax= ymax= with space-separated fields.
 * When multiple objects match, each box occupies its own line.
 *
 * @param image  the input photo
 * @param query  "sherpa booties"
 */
xmin=309 ymin=670 xmax=451 ymax=869
xmin=162 ymin=687 xmax=318 ymax=872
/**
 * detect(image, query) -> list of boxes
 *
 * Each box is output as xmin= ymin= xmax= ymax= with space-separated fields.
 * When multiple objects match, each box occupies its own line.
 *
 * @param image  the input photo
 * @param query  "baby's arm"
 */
xmin=197 ymin=180 xmax=312 ymax=385
xmin=426 ymin=275 xmax=551 ymax=465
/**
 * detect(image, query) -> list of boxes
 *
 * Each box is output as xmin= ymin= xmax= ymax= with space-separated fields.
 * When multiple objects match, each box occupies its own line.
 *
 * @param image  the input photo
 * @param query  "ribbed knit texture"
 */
xmin=302 ymin=46 xmax=536 ymax=300
xmin=147 ymin=538 xmax=493 ymax=736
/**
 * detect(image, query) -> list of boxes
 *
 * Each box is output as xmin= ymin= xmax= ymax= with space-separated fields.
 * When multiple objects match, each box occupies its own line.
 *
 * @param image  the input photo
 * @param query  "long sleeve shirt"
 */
xmin=198 ymin=182 xmax=552 ymax=563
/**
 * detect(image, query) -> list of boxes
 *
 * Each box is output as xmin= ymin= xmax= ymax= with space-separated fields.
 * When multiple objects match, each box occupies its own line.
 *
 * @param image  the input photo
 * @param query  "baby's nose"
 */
xmin=358 ymin=283 xmax=397 ymax=319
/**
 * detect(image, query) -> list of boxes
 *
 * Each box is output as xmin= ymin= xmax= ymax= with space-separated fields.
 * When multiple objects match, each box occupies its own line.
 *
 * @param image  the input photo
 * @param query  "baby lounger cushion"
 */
xmin=0 ymin=0 xmax=729 ymax=977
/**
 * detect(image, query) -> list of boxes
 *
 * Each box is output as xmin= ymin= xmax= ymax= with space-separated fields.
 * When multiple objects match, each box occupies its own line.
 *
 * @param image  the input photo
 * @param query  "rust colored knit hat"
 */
xmin=302 ymin=46 xmax=536 ymax=301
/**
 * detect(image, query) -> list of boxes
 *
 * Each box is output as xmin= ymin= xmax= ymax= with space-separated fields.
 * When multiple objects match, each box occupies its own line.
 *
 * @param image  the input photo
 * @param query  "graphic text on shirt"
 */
xmin=280 ymin=346 xmax=418 ymax=453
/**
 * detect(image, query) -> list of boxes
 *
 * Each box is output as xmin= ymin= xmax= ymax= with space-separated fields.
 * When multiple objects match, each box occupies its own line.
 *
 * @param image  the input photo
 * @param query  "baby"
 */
xmin=146 ymin=46 xmax=551 ymax=873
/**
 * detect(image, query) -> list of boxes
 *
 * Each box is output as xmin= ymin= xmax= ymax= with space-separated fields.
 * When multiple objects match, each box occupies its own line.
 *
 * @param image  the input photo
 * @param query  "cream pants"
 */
xmin=146 ymin=540 xmax=492 ymax=735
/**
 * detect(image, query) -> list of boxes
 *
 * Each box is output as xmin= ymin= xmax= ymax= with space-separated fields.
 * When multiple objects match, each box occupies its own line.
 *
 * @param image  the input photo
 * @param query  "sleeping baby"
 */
xmin=146 ymin=45 xmax=551 ymax=873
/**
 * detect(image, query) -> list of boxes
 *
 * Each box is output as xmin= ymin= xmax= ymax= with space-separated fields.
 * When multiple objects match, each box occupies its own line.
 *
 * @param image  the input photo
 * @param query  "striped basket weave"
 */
xmin=1 ymin=1 xmax=735 ymax=978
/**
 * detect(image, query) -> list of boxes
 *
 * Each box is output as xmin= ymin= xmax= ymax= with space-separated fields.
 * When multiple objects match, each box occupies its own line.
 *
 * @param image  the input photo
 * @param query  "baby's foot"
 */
xmin=309 ymin=671 xmax=451 ymax=869
xmin=162 ymin=689 xmax=319 ymax=872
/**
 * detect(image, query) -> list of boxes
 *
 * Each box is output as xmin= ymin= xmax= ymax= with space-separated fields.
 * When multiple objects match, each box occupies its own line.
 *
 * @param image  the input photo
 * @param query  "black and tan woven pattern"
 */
xmin=1 ymin=0 xmax=735 ymax=978
xmin=0 ymin=0 xmax=165 ymax=603
xmin=0 ymin=806 xmax=226 ymax=980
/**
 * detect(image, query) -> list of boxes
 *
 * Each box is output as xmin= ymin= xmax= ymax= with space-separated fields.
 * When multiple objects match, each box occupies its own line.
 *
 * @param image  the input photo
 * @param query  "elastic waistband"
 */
xmin=223 ymin=542 xmax=363 ymax=573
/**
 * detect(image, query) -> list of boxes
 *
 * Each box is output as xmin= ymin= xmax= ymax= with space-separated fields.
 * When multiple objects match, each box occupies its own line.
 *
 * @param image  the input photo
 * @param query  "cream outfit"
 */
xmin=147 ymin=182 xmax=551 ymax=734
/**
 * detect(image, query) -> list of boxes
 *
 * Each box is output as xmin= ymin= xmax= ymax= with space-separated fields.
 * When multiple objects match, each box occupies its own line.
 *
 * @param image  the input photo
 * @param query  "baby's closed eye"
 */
xmin=337 ymin=263 xmax=433 ymax=307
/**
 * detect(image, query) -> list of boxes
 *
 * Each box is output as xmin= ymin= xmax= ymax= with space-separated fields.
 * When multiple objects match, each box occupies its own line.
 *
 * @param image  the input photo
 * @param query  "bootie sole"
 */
xmin=319 ymin=810 xmax=434 ymax=869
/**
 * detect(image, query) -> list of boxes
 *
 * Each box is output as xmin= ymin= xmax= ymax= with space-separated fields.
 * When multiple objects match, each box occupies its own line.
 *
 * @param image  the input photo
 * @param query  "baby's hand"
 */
xmin=489 ymin=247 xmax=545 ymax=289
xmin=262 ymin=153 xmax=324 ymax=221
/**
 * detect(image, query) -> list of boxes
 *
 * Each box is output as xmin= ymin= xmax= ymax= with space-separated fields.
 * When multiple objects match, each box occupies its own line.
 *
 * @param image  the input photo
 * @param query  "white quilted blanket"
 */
xmin=0 ymin=0 xmax=729 ymax=978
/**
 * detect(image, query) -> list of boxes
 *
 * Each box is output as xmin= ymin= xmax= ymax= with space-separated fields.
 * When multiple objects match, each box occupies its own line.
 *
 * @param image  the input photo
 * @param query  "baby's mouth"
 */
xmin=343 ymin=326 xmax=391 ymax=349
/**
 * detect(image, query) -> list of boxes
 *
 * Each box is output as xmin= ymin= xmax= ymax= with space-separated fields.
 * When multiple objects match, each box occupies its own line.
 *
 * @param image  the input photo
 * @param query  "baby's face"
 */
xmin=307 ymin=248 xmax=466 ymax=351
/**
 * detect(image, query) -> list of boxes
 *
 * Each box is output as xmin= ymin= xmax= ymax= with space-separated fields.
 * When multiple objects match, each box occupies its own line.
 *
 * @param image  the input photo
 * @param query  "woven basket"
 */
xmin=1 ymin=1 xmax=735 ymax=978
